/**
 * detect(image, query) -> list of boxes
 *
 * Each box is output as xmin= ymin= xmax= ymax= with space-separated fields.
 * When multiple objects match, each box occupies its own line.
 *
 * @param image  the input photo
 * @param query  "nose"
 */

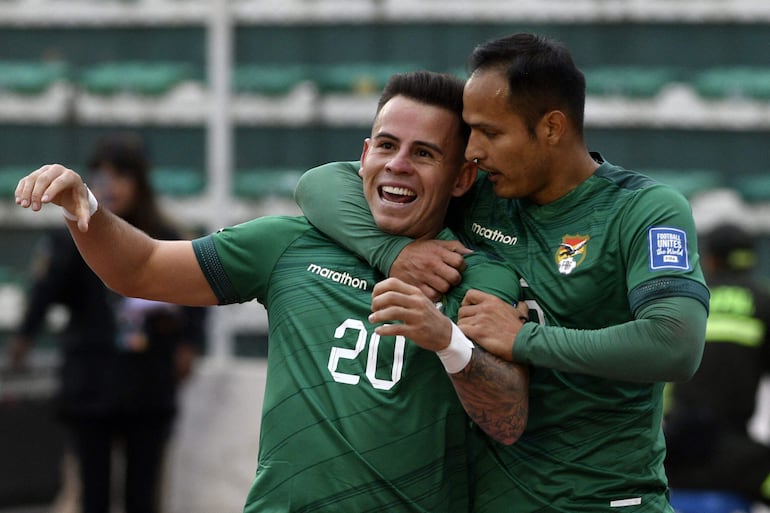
xmin=465 ymin=132 xmax=483 ymax=164
xmin=386 ymin=148 xmax=414 ymax=175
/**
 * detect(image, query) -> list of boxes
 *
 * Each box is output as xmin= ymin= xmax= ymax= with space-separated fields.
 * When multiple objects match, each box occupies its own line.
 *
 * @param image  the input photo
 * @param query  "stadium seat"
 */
xmin=312 ymin=63 xmax=424 ymax=95
xmin=731 ymin=173 xmax=770 ymax=203
xmin=641 ymin=168 xmax=724 ymax=198
xmin=151 ymin=167 xmax=205 ymax=197
xmin=79 ymin=61 xmax=196 ymax=96
xmin=669 ymin=489 xmax=752 ymax=513
xmin=233 ymin=64 xmax=310 ymax=95
xmin=584 ymin=67 xmax=680 ymax=98
xmin=233 ymin=168 xmax=304 ymax=199
xmin=0 ymin=167 xmax=29 ymax=198
xmin=691 ymin=67 xmax=770 ymax=101
xmin=0 ymin=61 xmax=69 ymax=95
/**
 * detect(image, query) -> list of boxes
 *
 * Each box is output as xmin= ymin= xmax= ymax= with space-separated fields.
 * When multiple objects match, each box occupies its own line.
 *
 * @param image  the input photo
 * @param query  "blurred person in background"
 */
xmin=665 ymin=222 xmax=770 ymax=507
xmin=7 ymin=131 xmax=207 ymax=513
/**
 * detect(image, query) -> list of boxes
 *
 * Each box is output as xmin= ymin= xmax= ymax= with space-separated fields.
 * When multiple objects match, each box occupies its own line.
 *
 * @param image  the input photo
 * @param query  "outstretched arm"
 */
xmin=15 ymin=164 xmax=217 ymax=306
xmin=370 ymin=277 xmax=528 ymax=445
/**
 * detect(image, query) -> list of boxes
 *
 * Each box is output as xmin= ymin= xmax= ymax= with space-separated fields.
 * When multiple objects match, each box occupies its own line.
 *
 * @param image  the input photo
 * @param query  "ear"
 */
xmin=538 ymin=110 xmax=566 ymax=145
xmin=359 ymin=138 xmax=371 ymax=177
xmin=451 ymin=159 xmax=478 ymax=197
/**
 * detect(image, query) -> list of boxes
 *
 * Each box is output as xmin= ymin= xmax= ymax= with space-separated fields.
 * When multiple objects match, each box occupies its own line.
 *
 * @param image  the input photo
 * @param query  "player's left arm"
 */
xmin=371 ymin=259 xmax=528 ymax=445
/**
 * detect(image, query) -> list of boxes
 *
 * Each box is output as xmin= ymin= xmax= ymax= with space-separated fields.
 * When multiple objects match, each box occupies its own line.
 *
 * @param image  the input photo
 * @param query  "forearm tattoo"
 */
xmin=450 ymin=346 xmax=529 ymax=445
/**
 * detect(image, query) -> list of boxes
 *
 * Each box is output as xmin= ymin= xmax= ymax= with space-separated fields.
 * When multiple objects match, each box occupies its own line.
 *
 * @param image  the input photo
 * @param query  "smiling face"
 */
xmin=463 ymin=68 xmax=554 ymax=203
xmin=360 ymin=95 xmax=474 ymax=239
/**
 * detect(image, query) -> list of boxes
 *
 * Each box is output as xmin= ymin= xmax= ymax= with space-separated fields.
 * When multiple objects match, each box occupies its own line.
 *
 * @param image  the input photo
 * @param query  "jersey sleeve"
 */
xmin=192 ymin=216 xmax=307 ymax=305
xmin=294 ymin=160 xmax=412 ymax=275
xmin=514 ymin=296 xmax=707 ymax=382
xmin=622 ymin=184 xmax=710 ymax=313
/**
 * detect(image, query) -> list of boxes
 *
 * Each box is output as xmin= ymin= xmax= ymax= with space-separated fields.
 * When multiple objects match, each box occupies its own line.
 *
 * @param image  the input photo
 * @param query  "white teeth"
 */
xmin=382 ymin=185 xmax=415 ymax=197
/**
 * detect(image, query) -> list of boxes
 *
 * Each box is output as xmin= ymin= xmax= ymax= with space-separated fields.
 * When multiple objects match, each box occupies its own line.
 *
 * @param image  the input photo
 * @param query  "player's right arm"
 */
xmin=15 ymin=164 xmax=218 ymax=306
xmin=295 ymin=161 xmax=467 ymax=300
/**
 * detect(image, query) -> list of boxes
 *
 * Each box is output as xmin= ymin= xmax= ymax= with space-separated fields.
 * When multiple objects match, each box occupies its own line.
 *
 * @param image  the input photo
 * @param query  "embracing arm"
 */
xmin=15 ymin=164 xmax=217 ymax=306
xmin=295 ymin=162 xmax=467 ymax=300
xmin=295 ymin=161 xmax=410 ymax=275
xmin=462 ymin=292 xmax=706 ymax=383
xmin=514 ymin=296 xmax=706 ymax=382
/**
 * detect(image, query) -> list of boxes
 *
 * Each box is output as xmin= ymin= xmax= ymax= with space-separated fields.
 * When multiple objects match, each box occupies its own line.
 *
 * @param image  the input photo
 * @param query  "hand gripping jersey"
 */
xmin=192 ymin=216 xmax=519 ymax=513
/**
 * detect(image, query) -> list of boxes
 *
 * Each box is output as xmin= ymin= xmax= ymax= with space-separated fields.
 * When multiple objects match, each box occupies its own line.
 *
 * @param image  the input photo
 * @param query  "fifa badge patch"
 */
xmin=555 ymin=234 xmax=590 ymax=275
xmin=648 ymin=226 xmax=690 ymax=270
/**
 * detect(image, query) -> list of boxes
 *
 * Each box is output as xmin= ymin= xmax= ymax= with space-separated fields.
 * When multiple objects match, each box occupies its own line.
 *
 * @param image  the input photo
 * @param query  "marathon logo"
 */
xmin=471 ymin=223 xmax=518 ymax=245
xmin=648 ymin=227 xmax=690 ymax=270
xmin=307 ymin=264 xmax=369 ymax=290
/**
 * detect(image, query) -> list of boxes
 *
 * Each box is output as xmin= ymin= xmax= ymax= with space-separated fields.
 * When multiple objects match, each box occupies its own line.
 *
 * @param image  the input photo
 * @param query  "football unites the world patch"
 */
xmin=648 ymin=227 xmax=690 ymax=270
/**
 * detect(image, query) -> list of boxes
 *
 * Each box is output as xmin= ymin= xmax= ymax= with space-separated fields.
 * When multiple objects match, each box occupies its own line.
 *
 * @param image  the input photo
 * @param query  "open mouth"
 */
xmin=380 ymin=185 xmax=417 ymax=204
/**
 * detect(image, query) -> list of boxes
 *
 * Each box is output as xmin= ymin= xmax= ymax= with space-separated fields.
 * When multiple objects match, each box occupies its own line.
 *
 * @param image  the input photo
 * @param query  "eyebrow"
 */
xmin=374 ymin=131 xmax=445 ymax=156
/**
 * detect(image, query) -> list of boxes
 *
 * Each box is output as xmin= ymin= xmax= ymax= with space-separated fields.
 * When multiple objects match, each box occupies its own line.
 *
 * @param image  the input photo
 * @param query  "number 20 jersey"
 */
xmin=192 ymin=216 xmax=519 ymax=513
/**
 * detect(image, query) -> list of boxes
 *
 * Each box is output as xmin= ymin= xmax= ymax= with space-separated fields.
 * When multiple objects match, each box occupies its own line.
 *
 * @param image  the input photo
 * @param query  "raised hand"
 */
xmin=369 ymin=277 xmax=452 ymax=351
xmin=15 ymin=164 xmax=94 ymax=232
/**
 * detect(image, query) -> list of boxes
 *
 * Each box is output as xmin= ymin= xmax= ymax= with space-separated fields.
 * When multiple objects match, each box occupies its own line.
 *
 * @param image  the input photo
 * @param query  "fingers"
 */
xmin=434 ymin=239 xmax=473 ymax=256
xmin=370 ymin=278 xmax=423 ymax=324
xmin=15 ymin=164 xmax=82 ymax=212
xmin=461 ymin=288 xmax=490 ymax=307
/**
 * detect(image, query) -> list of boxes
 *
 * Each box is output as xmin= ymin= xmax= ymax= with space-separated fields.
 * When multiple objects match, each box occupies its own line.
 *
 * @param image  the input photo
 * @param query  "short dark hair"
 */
xmin=376 ymin=70 xmax=470 ymax=146
xmin=468 ymin=33 xmax=586 ymax=137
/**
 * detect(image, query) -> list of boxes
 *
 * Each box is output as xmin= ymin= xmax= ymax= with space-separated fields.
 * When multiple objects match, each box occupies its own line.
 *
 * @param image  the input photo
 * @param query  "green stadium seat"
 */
xmin=233 ymin=168 xmax=304 ymax=199
xmin=151 ymin=167 xmax=205 ymax=197
xmin=731 ymin=173 xmax=770 ymax=203
xmin=584 ymin=67 xmax=680 ymax=98
xmin=691 ymin=67 xmax=770 ymax=101
xmin=0 ymin=167 xmax=30 ymax=198
xmin=79 ymin=61 xmax=195 ymax=96
xmin=0 ymin=61 xmax=69 ymax=95
xmin=312 ymin=63 xmax=424 ymax=95
xmin=233 ymin=65 xmax=310 ymax=95
xmin=641 ymin=169 xmax=724 ymax=198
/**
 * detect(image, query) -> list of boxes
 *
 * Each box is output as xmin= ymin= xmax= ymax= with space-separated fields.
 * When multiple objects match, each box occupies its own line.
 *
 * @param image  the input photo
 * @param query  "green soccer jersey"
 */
xmin=294 ymin=158 xmax=710 ymax=513
xmin=191 ymin=216 xmax=519 ymax=513
xmin=455 ymin=159 xmax=710 ymax=513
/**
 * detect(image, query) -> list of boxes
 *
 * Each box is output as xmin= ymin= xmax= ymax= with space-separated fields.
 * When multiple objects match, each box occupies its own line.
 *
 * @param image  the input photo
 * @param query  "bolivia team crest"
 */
xmin=556 ymin=235 xmax=590 ymax=275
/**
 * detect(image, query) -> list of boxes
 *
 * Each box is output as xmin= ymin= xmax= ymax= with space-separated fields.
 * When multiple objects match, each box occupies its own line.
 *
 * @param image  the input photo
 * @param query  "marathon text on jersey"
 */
xmin=471 ymin=223 xmax=518 ymax=245
xmin=307 ymin=263 xmax=369 ymax=290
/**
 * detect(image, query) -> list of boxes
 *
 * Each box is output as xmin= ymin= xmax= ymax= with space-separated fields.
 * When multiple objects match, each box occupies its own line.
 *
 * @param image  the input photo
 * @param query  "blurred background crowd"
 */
xmin=0 ymin=1 xmax=768 ymax=512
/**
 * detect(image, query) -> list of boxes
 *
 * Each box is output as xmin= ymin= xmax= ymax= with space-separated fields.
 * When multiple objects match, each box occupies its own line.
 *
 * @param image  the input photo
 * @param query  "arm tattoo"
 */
xmin=450 ymin=346 xmax=529 ymax=445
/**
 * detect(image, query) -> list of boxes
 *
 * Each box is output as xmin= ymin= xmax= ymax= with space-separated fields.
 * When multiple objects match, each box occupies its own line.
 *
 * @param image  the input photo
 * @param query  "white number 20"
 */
xmin=327 ymin=319 xmax=405 ymax=391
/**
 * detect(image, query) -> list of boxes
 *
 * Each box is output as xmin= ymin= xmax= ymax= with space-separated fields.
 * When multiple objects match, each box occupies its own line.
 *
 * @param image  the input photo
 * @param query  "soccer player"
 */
xmin=294 ymin=34 xmax=710 ymax=512
xmin=14 ymin=71 xmax=528 ymax=512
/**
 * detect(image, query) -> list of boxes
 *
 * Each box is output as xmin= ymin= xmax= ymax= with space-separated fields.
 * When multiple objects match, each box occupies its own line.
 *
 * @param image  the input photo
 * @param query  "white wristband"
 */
xmin=62 ymin=185 xmax=98 ymax=222
xmin=437 ymin=322 xmax=474 ymax=374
